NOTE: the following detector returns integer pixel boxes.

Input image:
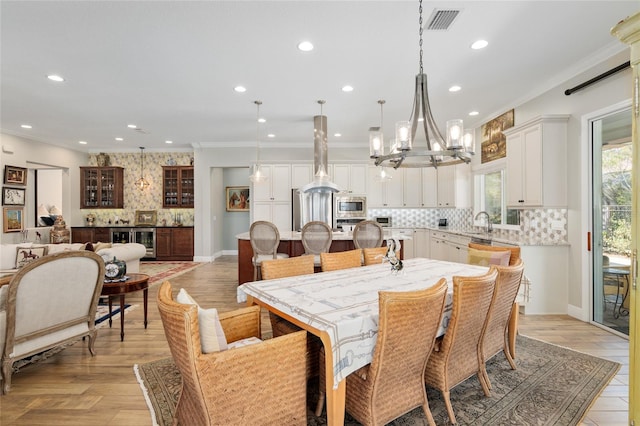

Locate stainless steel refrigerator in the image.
[291,188,334,231]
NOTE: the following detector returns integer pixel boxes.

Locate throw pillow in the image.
[94,242,112,253]
[467,247,511,267]
[15,246,47,269]
[85,242,95,252]
[175,288,228,353]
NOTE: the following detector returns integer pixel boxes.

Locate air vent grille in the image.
[425,9,460,31]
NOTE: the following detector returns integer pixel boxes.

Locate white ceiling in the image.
[1,1,637,153]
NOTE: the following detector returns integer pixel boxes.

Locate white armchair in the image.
[0,250,105,394]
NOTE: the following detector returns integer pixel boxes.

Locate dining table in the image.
[237,257,498,426]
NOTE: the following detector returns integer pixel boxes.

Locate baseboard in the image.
[222,249,238,255]
[193,255,214,262]
[567,304,588,321]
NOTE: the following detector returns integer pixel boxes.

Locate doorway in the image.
[591,107,632,335]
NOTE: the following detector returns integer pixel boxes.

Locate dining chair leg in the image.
[315,349,326,416]
[478,371,491,397]
[503,346,517,370]
[442,390,457,425]
[422,400,436,426]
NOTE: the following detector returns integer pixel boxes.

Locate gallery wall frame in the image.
[2,186,25,206]
[4,165,27,186]
[3,207,24,233]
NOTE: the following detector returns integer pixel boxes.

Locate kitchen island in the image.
[236,230,404,285]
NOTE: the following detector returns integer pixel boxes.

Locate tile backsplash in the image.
[368,208,568,245]
[82,152,194,227]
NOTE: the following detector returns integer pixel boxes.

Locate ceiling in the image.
[1,1,637,154]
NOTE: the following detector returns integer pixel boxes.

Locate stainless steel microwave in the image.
[333,195,367,219]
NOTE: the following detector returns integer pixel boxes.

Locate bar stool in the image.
[352,220,383,249]
[249,221,289,281]
[301,221,333,269]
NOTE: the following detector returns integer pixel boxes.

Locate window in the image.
[474,168,519,227]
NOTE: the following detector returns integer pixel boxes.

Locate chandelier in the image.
[135,147,150,190]
[249,100,268,183]
[369,0,475,169]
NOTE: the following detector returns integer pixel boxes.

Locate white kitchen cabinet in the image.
[252,202,291,233]
[333,163,367,195]
[291,163,313,189]
[367,166,404,207]
[391,229,415,259]
[429,231,448,261]
[414,229,429,258]
[503,115,569,208]
[429,230,469,262]
[421,168,438,208]
[252,164,291,202]
[436,164,470,208]
[403,168,423,207]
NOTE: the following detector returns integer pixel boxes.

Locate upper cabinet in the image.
[333,163,367,195]
[163,166,194,208]
[436,164,470,208]
[367,166,404,207]
[291,164,313,190]
[252,164,291,202]
[503,115,569,208]
[80,166,124,209]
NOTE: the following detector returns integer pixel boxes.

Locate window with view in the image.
[474,169,519,227]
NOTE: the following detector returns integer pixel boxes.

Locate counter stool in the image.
[249,221,289,281]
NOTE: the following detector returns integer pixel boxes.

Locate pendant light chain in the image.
[419,0,423,75]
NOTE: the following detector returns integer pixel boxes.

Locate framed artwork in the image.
[3,207,24,233]
[226,186,250,212]
[4,165,27,186]
[481,109,514,163]
[135,210,157,226]
[2,186,25,206]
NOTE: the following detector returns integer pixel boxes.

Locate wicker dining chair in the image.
[156,281,307,426]
[261,255,321,380]
[320,249,363,272]
[301,221,333,267]
[250,220,289,281]
[480,259,525,389]
[344,280,448,426]
[363,246,397,266]
[352,220,384,249]
[424,268,498,425]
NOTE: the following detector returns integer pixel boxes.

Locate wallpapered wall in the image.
[82,152,194,227]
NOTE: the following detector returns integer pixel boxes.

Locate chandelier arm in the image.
[409,75,422,144]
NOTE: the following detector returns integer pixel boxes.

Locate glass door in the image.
[592,108,632,335]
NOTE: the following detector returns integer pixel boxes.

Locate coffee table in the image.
[100,272,150,341]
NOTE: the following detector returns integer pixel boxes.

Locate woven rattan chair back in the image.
[344,280,448,426]
[363,246,392,266]
[481,259,524,385]
[261,255,315,280]
[352,220,384,249]
[468,242,521,266]
[424,268,498,425]
[301,221,333,255]
[156,281,308,425]
[320,249,363,272]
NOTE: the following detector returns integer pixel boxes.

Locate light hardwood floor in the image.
[0,256,629,425]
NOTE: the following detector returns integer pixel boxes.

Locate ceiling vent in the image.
[425,9,460,31]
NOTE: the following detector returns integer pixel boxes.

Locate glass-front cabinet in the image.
[163,166,194,208]
[80,166,124,209]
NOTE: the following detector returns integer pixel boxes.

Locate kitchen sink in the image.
[471,236,493,245]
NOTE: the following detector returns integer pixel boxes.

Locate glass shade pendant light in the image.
[368,0,473,169]
[135,147,150,190]
[249,100,268,184]
[369,100,392,182]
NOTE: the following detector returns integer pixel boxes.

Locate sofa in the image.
[1,242,147,274]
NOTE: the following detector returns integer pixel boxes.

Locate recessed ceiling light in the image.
[20,124,32,129]
[469,111,479,116]
[471,40,488,50]
[47,74,65,82]
[165,140,173,144]
[79,140,87,145]
[267,134,275,138]
[341,85,354,92]
[115,137,123,141]
[127,124,137,129]
[258,118,266,123]
[449,85,461,92]
[234,86,247,93]
[297,41,314,52]
[334,133,342,137]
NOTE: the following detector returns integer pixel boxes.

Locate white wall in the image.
[222,168,251,252]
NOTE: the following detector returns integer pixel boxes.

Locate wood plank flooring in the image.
[0,256,629,425]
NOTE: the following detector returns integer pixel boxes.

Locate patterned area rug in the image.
[140,261,204,286]
[134,335,620,426]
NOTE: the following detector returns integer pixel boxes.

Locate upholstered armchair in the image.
[0,251,105,394]
[156,281,308,425]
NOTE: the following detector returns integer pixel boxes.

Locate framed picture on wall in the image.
[2,187,25,206]
[226,186,250,212]
[135,210,157,226]
[3,207,24,233]
[4,165,27,186]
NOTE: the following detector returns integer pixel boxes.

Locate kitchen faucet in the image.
[474,211,493,233]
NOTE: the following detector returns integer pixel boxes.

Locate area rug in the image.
[134,335,620,426]
[140,261,204,286]
[11,303,137,373]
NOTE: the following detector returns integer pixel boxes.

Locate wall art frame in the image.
[135,210,157,226]
[4,165,27,186]
[481,109,514,163]
[2,186,26,206]
[226,186,250,212]
[3,207,24,233]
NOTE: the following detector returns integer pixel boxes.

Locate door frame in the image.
[580,99,632,329]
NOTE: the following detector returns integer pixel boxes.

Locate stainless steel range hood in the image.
[299,114,340,194]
